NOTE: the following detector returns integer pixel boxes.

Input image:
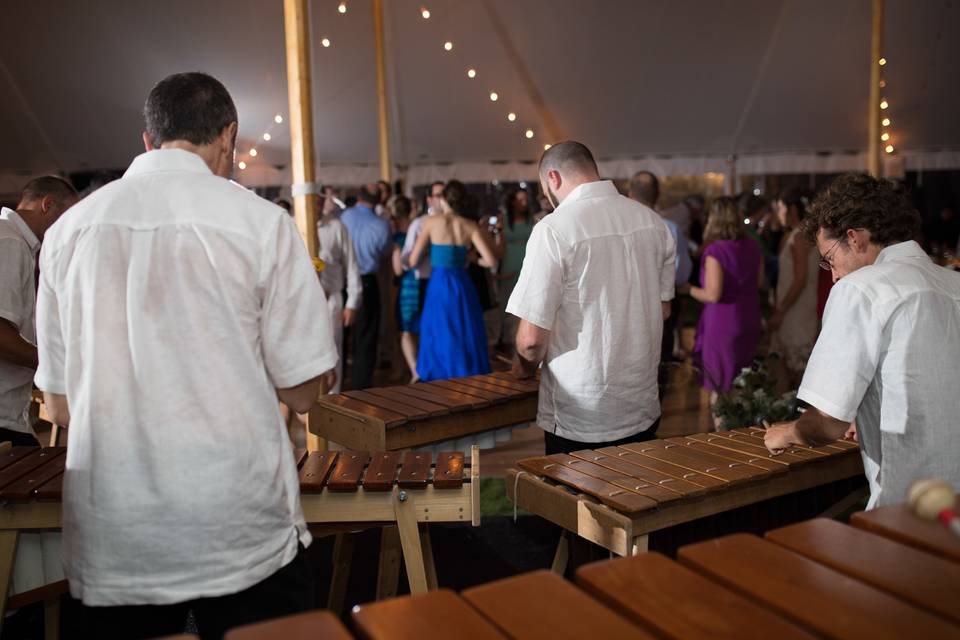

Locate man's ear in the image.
[142,131,155,151]
[221,121,239,155]
[548,169,561,191]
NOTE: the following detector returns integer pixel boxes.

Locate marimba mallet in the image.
[907,478,960,538]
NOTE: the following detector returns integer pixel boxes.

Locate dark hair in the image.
[19,175,78,206]
[388,195,413,219]
[802,173,920,246]
[777,187,811,221]
[357,185,379,205]
[442,180,468,214]
[502,187,531,229]
[738,192,768,219]
[144,72,238,147]
[539,141,599,177]
[629,171,659,208]
[703,196,744,244]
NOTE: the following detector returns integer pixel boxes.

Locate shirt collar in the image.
[0,206,40,253]
[124,148,214,178]
[874,240,928,265]
[557,180,618,210]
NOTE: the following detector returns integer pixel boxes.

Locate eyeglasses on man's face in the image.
[818,237,843,271]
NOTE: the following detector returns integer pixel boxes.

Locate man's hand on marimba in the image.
[763,421,799,455]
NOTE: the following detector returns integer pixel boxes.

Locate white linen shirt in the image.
[317,214,362,309]
[506,180,676,441]
[798,241,960,509]
[0,207,39,434]
[34,149,338,605]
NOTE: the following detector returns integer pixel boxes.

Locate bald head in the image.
[538,141,600,208]
[16,175,78,238]
[629,171,659,208]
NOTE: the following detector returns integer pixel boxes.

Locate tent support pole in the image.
[868,0,884,178]
[284,0,327,452]
[373,0,392,182]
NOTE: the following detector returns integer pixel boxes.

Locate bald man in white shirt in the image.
[765,174,960,509]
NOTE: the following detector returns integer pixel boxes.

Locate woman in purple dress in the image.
[689,197,763,403]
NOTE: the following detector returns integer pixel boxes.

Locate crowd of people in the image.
[1,70,959,638]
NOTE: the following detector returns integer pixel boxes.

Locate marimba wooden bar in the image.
[222,503,960,639]
[311,372,539,450]
[507,427,865,560]
[0,445,480,620]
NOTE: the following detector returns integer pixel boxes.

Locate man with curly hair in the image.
[765,173,960,508]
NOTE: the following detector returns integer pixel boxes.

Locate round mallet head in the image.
[907,478,957,521]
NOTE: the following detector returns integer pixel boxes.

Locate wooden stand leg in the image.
[375,525,402,600]
[393,491,428,595]
[550,530,570,575]
[818,486,870,520]
[48,424,61,448]
[326,532,355,615]
[304,404,327,453]
[631,534,649,556]
[43,595,60,640]
[418,523,438,590]
[0,531,19,624]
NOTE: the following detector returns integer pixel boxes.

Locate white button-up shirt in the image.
[34,149,338,605]
[506,180,676,442]
[0,207,39,434]
[798,240,960,508]
[317,213,362,309]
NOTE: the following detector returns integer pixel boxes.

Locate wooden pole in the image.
[868,0,884,178]
[373,0,392,182]
[283,0,327,452]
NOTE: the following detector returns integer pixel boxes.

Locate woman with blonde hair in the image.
[689,196,763,400]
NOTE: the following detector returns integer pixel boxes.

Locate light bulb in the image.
[880,99,888,110]
[879,79,886,88]
[543,144,551,150]
[275,114,283,124]
[238,161,247,170]
[878,57,886,66]
[421,7,430,19]
[507,112,517,122]
[263,133,272,141]
[249,148,258,157]
[882,117,891,127]
[467,68,476,79]
[321,37,331,48]
[443,41,453,51]
[525,129,534,139]
[885,144,894,153]
[489,92,498,101]
[881,132,890,141]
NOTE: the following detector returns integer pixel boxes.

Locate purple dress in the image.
[693,237,762,393]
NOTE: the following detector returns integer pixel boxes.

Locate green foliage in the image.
[712,361,799,431]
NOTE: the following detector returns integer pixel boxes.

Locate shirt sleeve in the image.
[342,224,363,310]
[505,222,564,330]
[34,244,66,393]
[401,218,421,266]
[660,220,677,301]
[0,238,31,329]
[797,281,882,422]
[259,214,339,389]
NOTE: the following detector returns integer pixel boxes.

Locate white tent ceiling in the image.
[1,0,958,187]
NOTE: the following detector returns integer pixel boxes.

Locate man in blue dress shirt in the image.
[341,185,391,389]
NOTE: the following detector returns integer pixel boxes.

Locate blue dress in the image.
[417,244,492,381]
[394,232,421,333]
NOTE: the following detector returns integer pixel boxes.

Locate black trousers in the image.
[543,417,660,455]
[352,274,381,390]
[0,427,40,447]
[76,545,314,640]
[659,299,677,398]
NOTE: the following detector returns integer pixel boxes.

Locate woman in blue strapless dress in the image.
[407,181,498,381]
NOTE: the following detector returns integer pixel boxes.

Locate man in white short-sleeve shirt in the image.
[34,73,337,638]
[765,173,960,509]
[507,142,676,455]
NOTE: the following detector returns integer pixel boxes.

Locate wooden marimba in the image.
[226,504,960,639]
[507,427,865,565]
[0,445,480,621]
[311,372,539,450]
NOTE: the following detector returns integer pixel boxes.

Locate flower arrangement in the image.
[712,360,799,431]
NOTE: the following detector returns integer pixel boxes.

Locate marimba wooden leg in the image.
[818,486,870,520]
[550,531,570,575]
[48,424,61,448]
[631,534,649,556]
[326,532,355,615]
[418,523,438,590]
[305,404,327,453]
[394,492,429,594]
[43,593,60,640]
[375,525,402,600]
[0,530,19,622]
